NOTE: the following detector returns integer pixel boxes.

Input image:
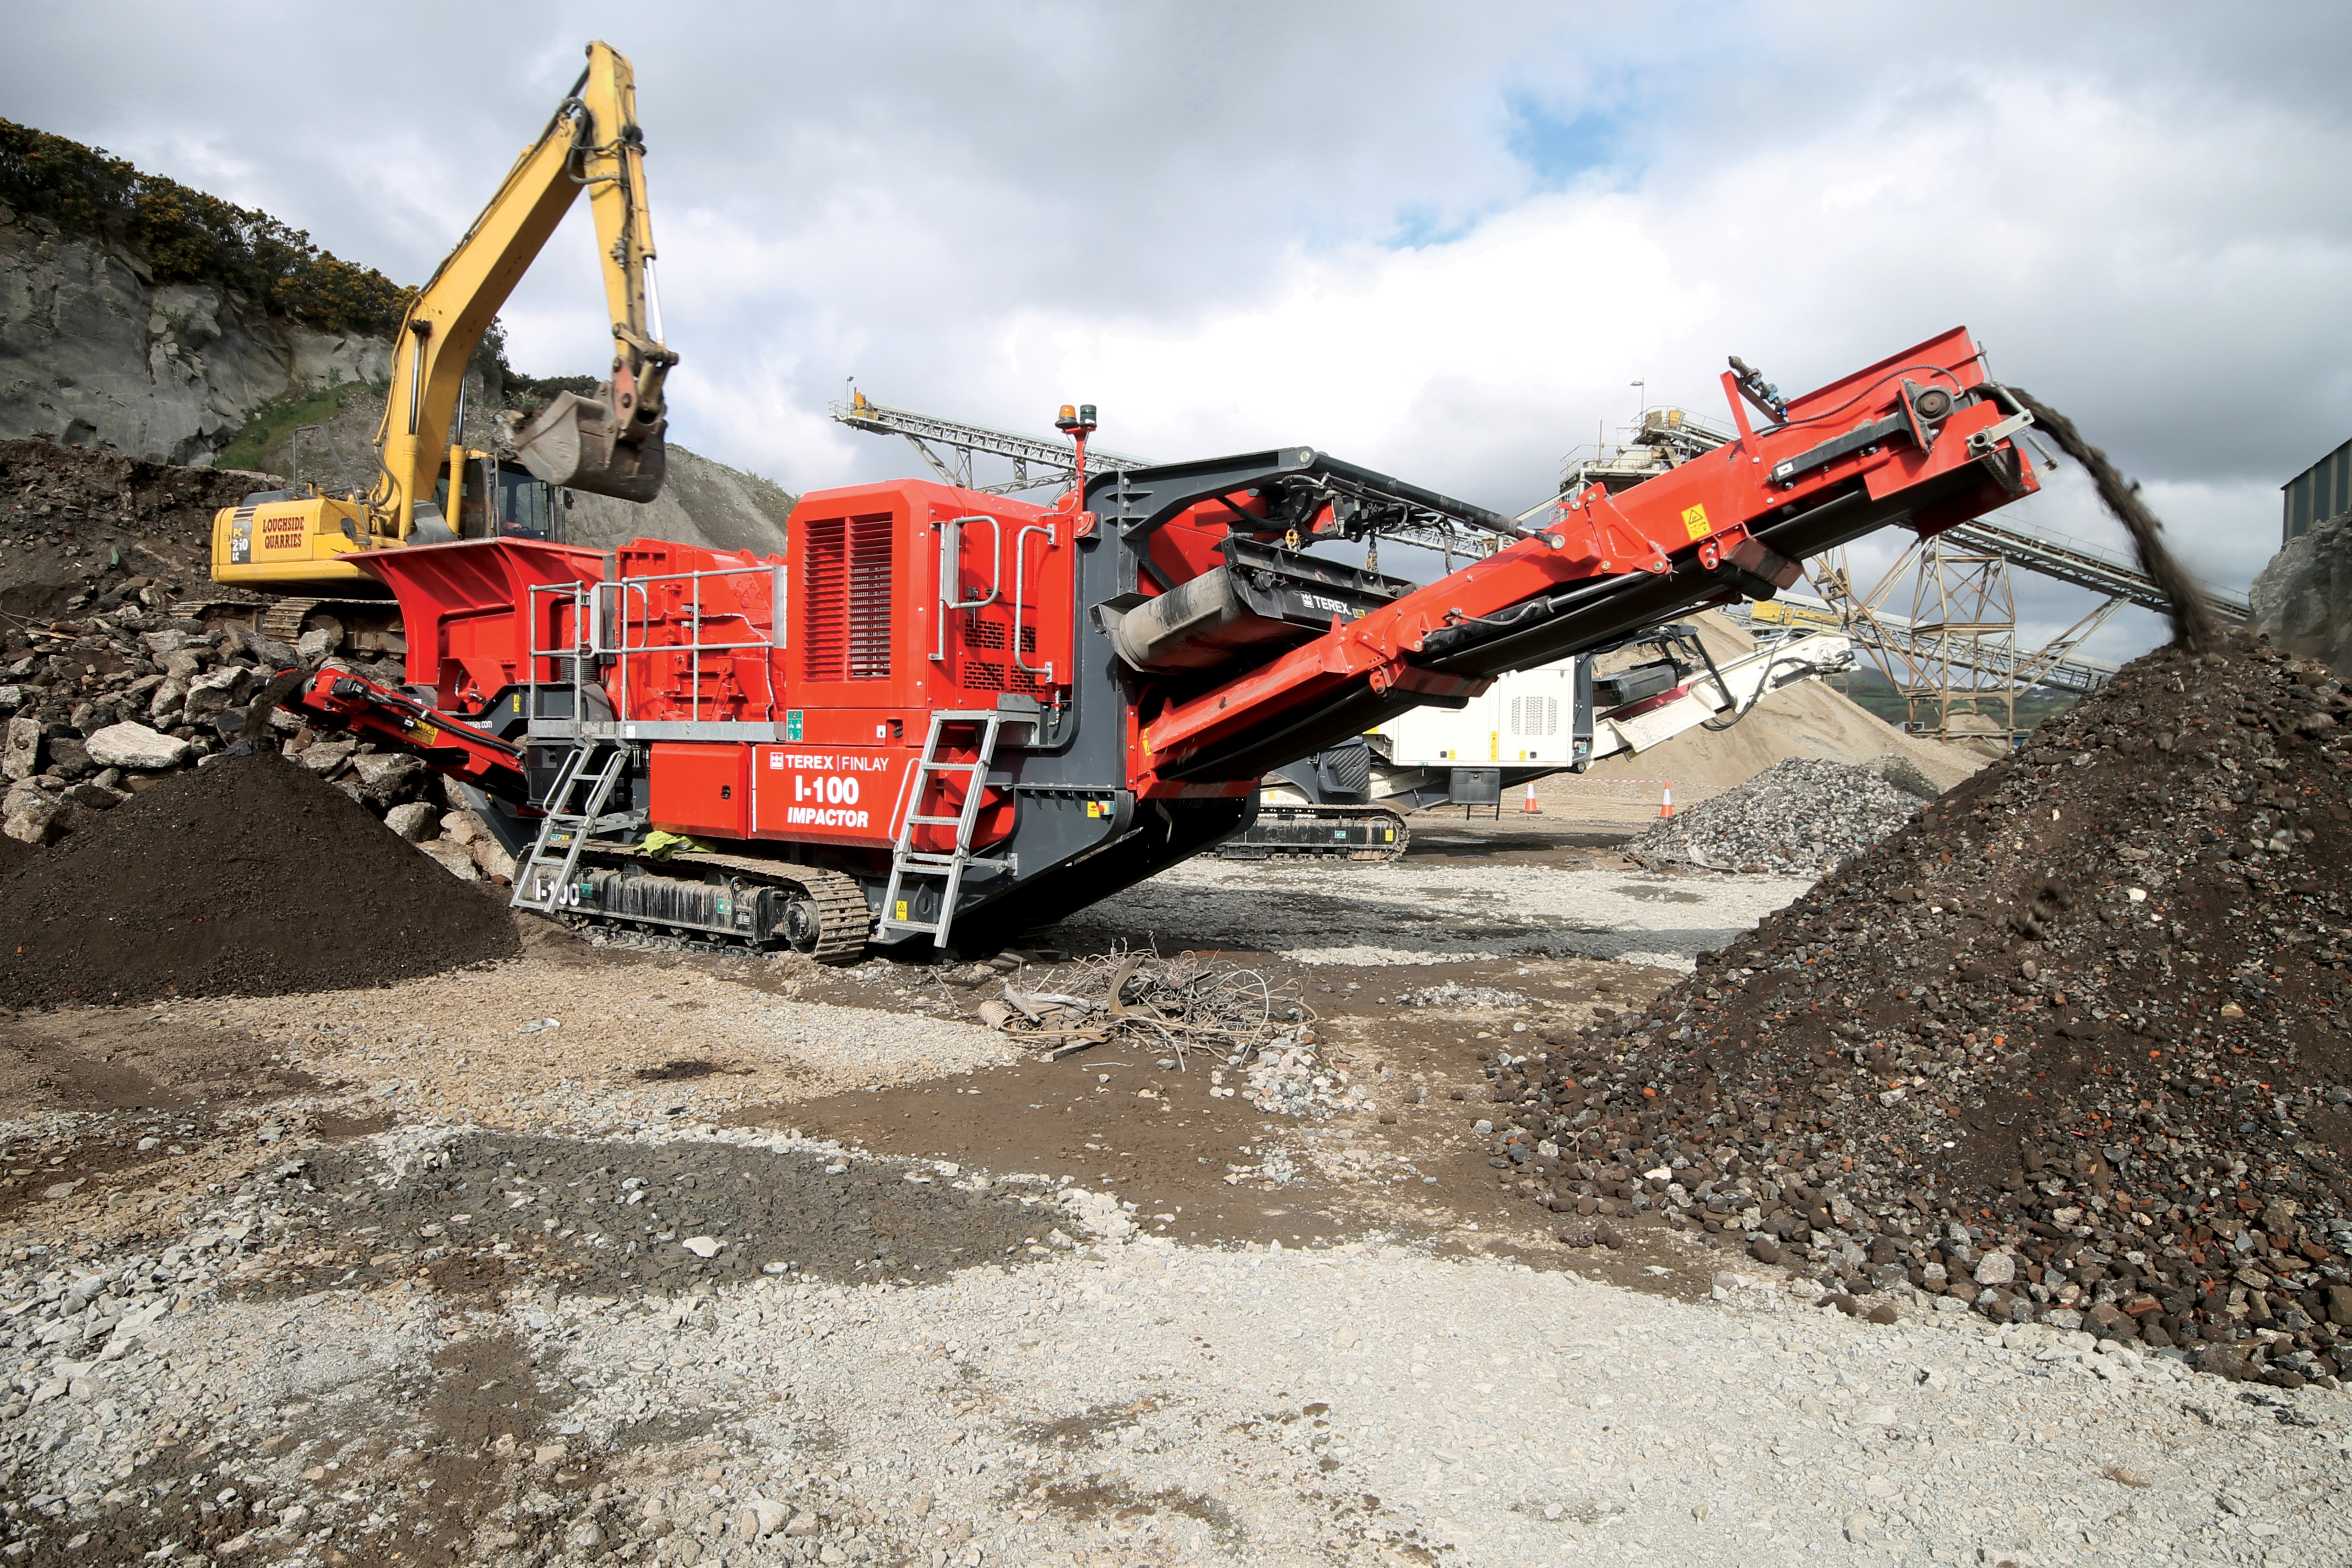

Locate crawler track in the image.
[553,848,875,962]
[1215,804,1411,863]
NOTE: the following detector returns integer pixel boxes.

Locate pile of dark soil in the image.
[0,438,256,621]
[1498,631,2352,1385]
[0,750,517,1006]
[271,1131,1046,1296]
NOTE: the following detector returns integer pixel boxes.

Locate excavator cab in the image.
[431,452,570,543]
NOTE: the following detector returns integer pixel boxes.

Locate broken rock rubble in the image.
[1625,754,1923,874]
[1508,633,2352,1391]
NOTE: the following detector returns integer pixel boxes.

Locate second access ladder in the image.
[877,711,1016,948]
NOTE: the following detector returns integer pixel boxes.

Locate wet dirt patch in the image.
[1012,1397,1166,1452]
[8,1444,273,1568]
[605,1408,723,1453]
[1022,1472,1240,1539]
[0,1011,320,1114]
[312,1109,398,1141]
[0,1108,238,1231]
[255,1131,1047,1299]
[634,1059,723,1082]
[762,951,1740,1298]
[1614,881,1705,903]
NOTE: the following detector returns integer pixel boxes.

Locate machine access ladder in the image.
[877,711,1013,948]
[510,742,632,915]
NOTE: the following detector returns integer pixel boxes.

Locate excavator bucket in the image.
[512,387,667,503]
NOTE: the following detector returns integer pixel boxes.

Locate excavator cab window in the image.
[430,458,567,543]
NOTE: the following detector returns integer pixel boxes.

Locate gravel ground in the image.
[6,795,2348,1566]
[1077,858,1814,973]
[5,1213,2346,1567]
[195,942,1019,1137]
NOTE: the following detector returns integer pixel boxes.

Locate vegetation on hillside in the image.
[215,379,384,476]
[0,117,412,335]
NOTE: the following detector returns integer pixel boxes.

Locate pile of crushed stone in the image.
[1220,1028,1375,1119]
[0,437,253,623]
[1402,982,1527,1010]
[1,438,512,888]
[1624,755,1925,874]
[0,750,519,1007]
[1493,633,2352,1387]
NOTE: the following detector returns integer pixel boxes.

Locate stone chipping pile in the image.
[1491,633,2352,1389]
[1623,755,1924,874]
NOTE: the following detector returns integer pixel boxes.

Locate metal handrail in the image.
[525,561,787,732]
[1011,521,1058,685]
[935,514,1002,663]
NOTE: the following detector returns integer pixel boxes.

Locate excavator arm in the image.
[210,39,676,596]
[384,38,676,533]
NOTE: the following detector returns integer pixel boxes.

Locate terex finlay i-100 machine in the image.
[285,328,2041,958]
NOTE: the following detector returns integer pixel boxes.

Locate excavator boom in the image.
[210,40,676,596]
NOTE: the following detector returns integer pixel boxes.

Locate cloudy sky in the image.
[11,2,2348,665]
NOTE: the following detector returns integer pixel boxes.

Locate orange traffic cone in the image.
[1522,779,1541,814]
[1659,781,1674,819]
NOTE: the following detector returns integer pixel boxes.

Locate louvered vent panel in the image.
[801,514,893,681]
[1509,695,1559,737]
[845,513,893,679]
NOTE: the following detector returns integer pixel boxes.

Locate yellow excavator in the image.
[210,40,676,614]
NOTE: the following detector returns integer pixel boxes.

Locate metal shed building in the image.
[2283,438,2352,545]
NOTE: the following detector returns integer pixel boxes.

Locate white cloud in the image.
[7,1,2349,669]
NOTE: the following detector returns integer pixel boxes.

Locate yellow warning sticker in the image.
[894,900,909,921]
[409,721,441,747]
[1681,503,1710,540]
[1086,801,1102,818]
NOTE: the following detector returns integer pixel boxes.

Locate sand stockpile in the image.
[0,750,518,1007]
[1575,610,1986,801]
[1498,631,2352,1385]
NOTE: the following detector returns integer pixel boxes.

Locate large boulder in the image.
[85,721,192,771]
[2,715,39,781]
[2,779,68,843]
[147,675,189,726]
[383,801,440,841]
[182,665,254,726]
[417,837,483,880]
[2252,514,2352,674]
[349,750,425,807]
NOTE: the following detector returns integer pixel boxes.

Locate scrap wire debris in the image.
[973,945,1309,1065]
[969,945,1381,1121]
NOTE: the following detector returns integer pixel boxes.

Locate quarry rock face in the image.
[557,442,797,557]
[2252,513,2352,676]
[0,214,390,466]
